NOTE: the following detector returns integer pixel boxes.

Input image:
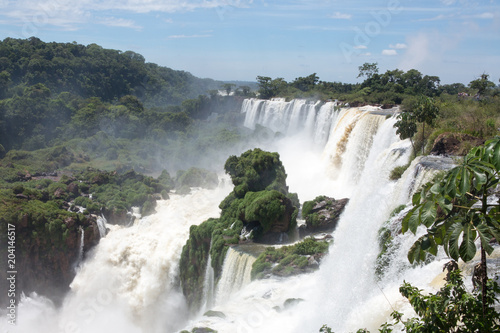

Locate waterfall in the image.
[214,248,256,306]
[96,215,107,238]
[179,100,455,332]
[202,253,215,311]
[6,185,232,333]
[6,99,463,333]
[241,98,339,146]
[75,226,84,269]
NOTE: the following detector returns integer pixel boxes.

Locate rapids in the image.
[3,98,469,333]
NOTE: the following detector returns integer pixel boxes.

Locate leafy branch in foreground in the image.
[381,270,500,333]
[402,136,500,316]
[320,270,500,333]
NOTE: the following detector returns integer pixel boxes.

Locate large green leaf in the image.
[476,223,494,255]
[408,207,422,234]
[447,223,463,260]
[420,234,437,256]
[485,215,500,243]
[430,182,443,195]
[484,137,500,169]
[458,167,470,196]
[458,223,476,262]
[402,206,417,234]
[420,201,437,227]
[408,237,427,264]
[436,195,452,214]
[444,168,459,197]
[492,138,500,169]
[412,191,421,206]
[471,169,487,190]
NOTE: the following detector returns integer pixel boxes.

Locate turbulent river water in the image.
[3,98,483,333]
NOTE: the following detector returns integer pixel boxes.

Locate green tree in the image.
[469,73,495,96]
[256,76,287,99]
[236,85,252,97]
[357,62,379,79]
[292,73,319,92]
[394,110,417,157]
[0,70,10,98]
[401,137,500,316]
[414,96,439,154]
[394,96,439,156]
[221,83,236,96]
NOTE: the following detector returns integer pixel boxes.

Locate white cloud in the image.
[99,17,142,30]
[166,34,212,39]
[415,14,449,22]
[354,45,367,49]
[389,43,407,49]
[329,11,352,19]
[473,12,494,19]
[399,33,430,70]
[416,12,495,22]
[0,0,252,31]
[360,52,371,56]
[382,49,398,56]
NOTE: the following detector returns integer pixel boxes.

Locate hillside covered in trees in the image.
[0,37,223,105]
[0,38,257,171]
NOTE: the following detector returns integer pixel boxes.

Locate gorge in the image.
[2,98,494,333]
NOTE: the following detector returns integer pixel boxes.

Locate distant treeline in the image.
[256,63,500,105]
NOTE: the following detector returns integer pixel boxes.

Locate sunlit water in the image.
[3,99,477,333]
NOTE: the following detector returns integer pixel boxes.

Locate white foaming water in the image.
[201,253,215,312]
[7,99,461,333]
[96,215,107,238]
[214,248,256,306]
[4,184,231,333]
[77,227,84,266]
[180,100,456,332]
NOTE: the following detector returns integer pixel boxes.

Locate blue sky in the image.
[0,0,499,84]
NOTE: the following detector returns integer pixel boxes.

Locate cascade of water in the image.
[201,251,215,312]
[76,226,84,269]
[242,98,336,142]
[183,103,435,333]
[7,99,461,333]
[96,215,107,238]
[6,185,232,333]
[311,102,338,146]
[214,248,256,306]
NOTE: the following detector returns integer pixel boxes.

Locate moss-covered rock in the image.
[204,310,226,319]
[251,238,330,280]
[224,148,288,197]
[300,196,349,235]
[179,149,299,311]
[176,167,219,190]
[180,328,218,333]
[0,193,100,306]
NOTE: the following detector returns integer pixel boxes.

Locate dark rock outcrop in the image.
[300,196,349,236]
[430,133,485,156]
[1,213,101,307]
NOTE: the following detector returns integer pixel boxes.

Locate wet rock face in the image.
[4,214,101,307]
